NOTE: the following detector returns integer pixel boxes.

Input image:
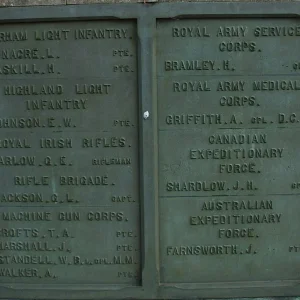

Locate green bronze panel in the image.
[1,2,300,299]
[157,18,300,284]
[0,20,140,285]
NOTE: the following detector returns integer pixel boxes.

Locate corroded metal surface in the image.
[0,3,299,300]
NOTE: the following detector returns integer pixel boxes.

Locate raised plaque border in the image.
[0,2,299,299]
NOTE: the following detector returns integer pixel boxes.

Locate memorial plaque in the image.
[0,20,140,285]
[157,18,300,283]
[2,3,300,298]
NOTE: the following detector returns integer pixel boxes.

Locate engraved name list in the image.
[0,20,140,285]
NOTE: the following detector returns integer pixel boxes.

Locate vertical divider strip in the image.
[137,12,159,298]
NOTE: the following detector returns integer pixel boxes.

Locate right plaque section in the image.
[157,18,300,284]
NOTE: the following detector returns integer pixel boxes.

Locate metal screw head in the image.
[143,111,150,120]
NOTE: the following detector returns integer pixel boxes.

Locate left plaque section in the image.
[0,21,140,285]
